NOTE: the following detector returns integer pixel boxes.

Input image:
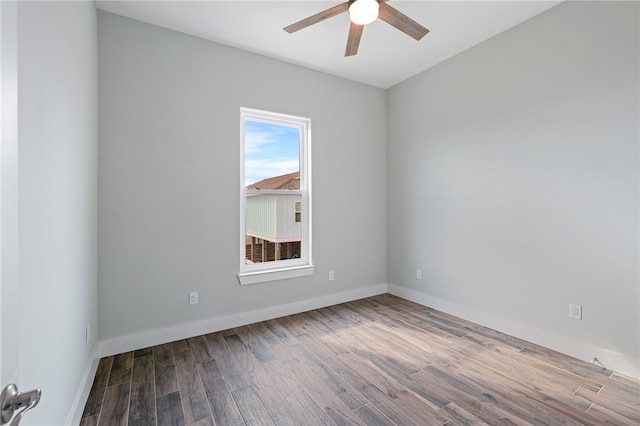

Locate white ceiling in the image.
[95,0,561,89]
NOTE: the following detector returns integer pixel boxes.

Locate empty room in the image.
[0,0,638,425]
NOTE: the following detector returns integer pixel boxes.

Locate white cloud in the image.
[245,158,298,186]
[244,129,277,155]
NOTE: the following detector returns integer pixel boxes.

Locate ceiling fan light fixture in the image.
[349,0,379,25]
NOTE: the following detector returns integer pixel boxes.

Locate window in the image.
[239,108,313,284]
[294,201,302,223]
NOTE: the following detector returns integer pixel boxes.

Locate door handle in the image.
[0,384,41,426]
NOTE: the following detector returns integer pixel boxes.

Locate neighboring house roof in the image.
[247,171,300,190]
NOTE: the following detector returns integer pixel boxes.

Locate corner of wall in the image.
[387,283,640,380]
[66,343,100,426]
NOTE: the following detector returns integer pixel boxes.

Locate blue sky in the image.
[244,120,300,186]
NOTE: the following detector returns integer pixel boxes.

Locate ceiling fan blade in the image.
[378,2,429,40]
[284,2,350,33]
[345,22,364,57]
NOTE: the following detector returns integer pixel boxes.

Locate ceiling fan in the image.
[283,0,429,57]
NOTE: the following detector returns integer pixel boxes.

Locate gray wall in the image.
[97,11,387,340]
[17,2,98,424]
[388,1,639,368]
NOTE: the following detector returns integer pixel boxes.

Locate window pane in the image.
[245,195,303,263]
[244,121,300,189]
[244,120,302,264]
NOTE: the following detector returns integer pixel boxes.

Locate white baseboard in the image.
[66,343,100,426]
[388,284,640,380]
[99,283,388,358]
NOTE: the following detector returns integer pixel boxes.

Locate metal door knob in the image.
[0,384,41,426]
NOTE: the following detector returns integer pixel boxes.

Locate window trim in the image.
[238,108,313,285]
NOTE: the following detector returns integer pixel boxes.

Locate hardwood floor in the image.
[81,294,640,425]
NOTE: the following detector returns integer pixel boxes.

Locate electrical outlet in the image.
[189,292,199,305]
[569,303,582,320]
[328,271,335,281]
[416,269,422,279]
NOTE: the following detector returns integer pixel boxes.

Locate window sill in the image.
[238,264,315,285]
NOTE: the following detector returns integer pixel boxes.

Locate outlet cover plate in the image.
[569,303,582,320]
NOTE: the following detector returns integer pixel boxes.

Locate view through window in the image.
[239,108,312,282]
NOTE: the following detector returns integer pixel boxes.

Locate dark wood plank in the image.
[173,347,211,424]
[224,333,274,389]
[336,328,425,377]
[595,377,640,409]
[360,323,432,366]
[232,386,275,425]
[439,402,490,425]
[260,358,334,425]
[318,305,364,328]
[523,352,604,393]
[520,346,614,380]
[197,359,245,426]
[326,302,378,324]
[296,333,369,390]
[203,332,251,392]
[447,336,598,413]
[156,391,186,426]
[361,315,461,372]
[268,344,364,417]
[575,385,640,423]
[97,383,130,426]
[414,366,532,425]
[233,324,276,363]
[153,343,174,366]
[171,339,191,354]
[448,363,599,425]
[610,371,640,390]
[353,404,395,426]
[263,318,297,345]
[336,350,406,404]
[369,301,459,340]
[248,321,282,347]
[190,417,215,426]
[128,355,156,426]
[134,347,153,358]
[307,326,350,356]
[188,335,214,363]
[253,384,305,426]
[275,313,328,340]
[107,352,133,386]
[409,305,477,337]
[79,414,98,426]
[286,342,368,410]
[324,404,368,425]
[300,310,341,334]
[341,300,381,322]
[586,402,640,425]
[82,356,113,417]
[154,343,179,397]
[358,383,448,426]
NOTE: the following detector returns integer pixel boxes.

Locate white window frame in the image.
[238,107,313,285]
